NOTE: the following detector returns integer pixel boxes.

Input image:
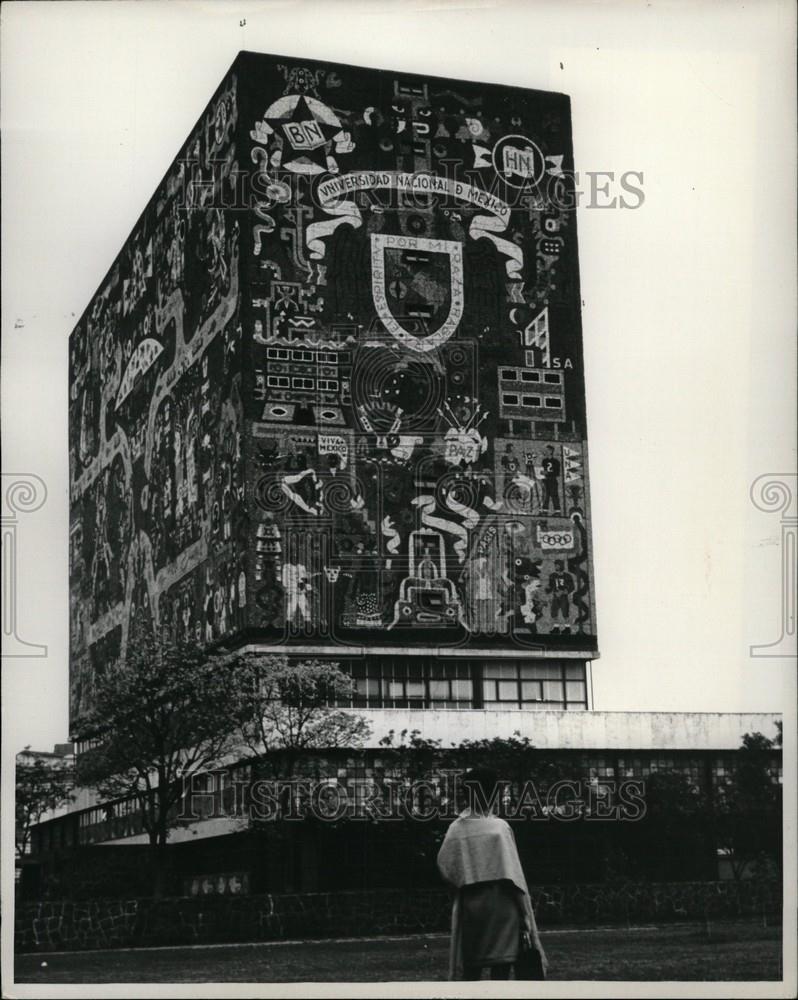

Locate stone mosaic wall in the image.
[68,69,244,726]
[237,51,597,652]
[15,881,781,953]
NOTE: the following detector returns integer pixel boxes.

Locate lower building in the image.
[27,711,782,901]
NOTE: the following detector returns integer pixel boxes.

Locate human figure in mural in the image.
[216,571,227,636]
[149,506,165,571]
[501,443,520,479]
[190,208,229,316]
[129,243,149,310]
[90,479,114,617]
[179,590,191,643]
[501,444,533,513]
[200,412,215,505]
[418,544,440,585]
[129,547,154,639]
[237,566,247,628]
[220,458,233,541]
[166,210,185,292]
[204,569,216,642]
[100,322,116,386]
[78,384,97,467]
[211,499,221,538]
[510,556,544,631]
[540,445,562,514]
[185,411,199,509]
[174,420,186,522]
[112,459,133,602]
[282,536,313,627]
[460,554,497,633]
[200,354,212,414]
[546,559,574,630]
[163,466,174,533]
[523,451,542,511]
[519,574,544,629]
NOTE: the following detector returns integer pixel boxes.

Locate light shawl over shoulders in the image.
[438,812,530,894]
[437,811,536,979]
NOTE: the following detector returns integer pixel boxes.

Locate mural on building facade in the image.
[69,75,244,722]
[68,55,598,721]
[241,55,596,649]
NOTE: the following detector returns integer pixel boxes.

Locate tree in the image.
[615,768,712,882]
[377,728,443,782]
[229,654,371,893]
[15,751,74,857]
[371,730,576,886]
[373,729,575,823]
[713,731,782,881]
[232,654,371,780]
[73,632,248,895]
[443,733,569,803]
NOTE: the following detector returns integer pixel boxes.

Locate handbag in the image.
[515,929,546,980]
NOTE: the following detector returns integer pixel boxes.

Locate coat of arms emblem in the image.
[371,234,464,353]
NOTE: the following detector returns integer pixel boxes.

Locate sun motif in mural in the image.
[352,344,445,440]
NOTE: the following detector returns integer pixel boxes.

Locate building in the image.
[68,50,596,720]
[30,711,781,897]
[51,51,780,900]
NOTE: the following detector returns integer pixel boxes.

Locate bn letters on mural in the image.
[68,52,597,722]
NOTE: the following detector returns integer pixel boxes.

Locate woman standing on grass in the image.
[437,767,547,981]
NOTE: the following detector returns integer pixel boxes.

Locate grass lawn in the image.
[15,921,782,984]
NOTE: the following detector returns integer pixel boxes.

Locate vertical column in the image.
[749,473,797,657]
[1,473,48,657]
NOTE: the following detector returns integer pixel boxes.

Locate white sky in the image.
[1,0,796,755]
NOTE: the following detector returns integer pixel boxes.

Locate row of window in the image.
[266,348,350,364]
[502,392,563,409]
[331,659,588,711]
[66,759,781,838]
[267,375,340,391]
[34,749,782,852]
[500,367,563,386]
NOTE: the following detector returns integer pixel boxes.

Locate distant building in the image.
[16,744,75,848]
[17,744,75,765]
[16,743,75,897]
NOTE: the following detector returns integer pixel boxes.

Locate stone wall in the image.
[15,880,781,953]
[528,880,781,926]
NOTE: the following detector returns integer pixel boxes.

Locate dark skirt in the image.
[460,879,522,966]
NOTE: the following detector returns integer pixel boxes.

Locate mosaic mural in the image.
[237,53,596,650]
[69,74,243,722]
[69,53,598,722]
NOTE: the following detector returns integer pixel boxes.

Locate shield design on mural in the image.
[371,234,464,353]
